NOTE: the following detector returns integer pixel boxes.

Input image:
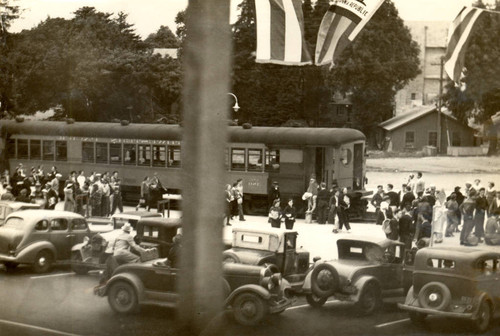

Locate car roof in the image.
[137,217,182,228]
[231,226,297,236]
[416,246,500,260]
[6,209,85,219]
[337,235,405,249]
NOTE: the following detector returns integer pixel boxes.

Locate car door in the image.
[69,218,90,247]
[142,263,177,295]
[49,218,71,260]
[381,245,404,289]
[283,233,297,276]
[476,257,500,305]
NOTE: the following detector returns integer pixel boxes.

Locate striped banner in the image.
[444,7,485,83]
[315,0,384,66]
[255,0,312,65]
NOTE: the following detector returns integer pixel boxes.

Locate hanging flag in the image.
[255,0,312,65]
[315,0,384,66]
[443,7,485,83]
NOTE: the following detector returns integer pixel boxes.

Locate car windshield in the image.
[3,217,25,230]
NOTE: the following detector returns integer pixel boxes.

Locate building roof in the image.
[152,48,178,59]
[379,106,460,132]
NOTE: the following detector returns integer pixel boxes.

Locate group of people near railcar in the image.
[371,172,500,247]
[224,178,245,226]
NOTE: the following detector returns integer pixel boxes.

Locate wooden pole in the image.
[179,0,231,333]
[437,56,444,154]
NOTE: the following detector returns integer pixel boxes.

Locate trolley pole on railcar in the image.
[178,0,231,334]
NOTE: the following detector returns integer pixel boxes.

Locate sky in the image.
[7,0,477,39]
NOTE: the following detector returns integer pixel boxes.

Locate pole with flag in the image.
[315,0,385,66]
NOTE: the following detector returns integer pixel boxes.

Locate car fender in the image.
[472,292,494,318]
[14,241,57,264]
[104,272,145,303]
[301,260,323,293]
[224,284,271,306]
[351,275,380,302]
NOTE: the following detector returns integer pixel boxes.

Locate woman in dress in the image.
[63,183,76,212]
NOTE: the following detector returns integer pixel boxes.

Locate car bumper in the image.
[269,296,292,314]
[397,303,474,319]
[0,255,19,263]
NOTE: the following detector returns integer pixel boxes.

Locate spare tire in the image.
[223,252,241,264]
[310,263,339,298]
[418,282,451,311]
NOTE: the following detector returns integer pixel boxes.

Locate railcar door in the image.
[353,143,364,190]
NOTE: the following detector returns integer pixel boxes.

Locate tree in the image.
[145,25,179,48]
[444,0,500,154]
[328,0,420,144]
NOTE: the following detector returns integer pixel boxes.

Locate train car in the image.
[0,120,370,217]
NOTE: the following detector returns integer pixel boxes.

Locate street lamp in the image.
[227,92,240,112]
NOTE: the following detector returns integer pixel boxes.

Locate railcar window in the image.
[43,140,55,161]
[18,139,28,159]
[168,146,181,168]
[82,142,95,163]
[56,141,67,161]
[30,140,41,160]
[153,145,166,167]
[247,149,263,171]
[7,139,16,158]
[231,148,245,171]
[110,144,122,164]
[96,143,108,164]
[265,149,280,171]
[138,144,151,166]
[124,144,136,165]
[340,148,352,166]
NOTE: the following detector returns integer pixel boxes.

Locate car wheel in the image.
[418,282,451,311]
[71,252,89,275]
[32,250,53,273]
[474,299,491,333]
[107,281,139,314]
[310,263,339,298]
[306,293,327,308]
[4,262,18,272]
[409,311,427,325]
[223,252,240,264]
[232,292,269,326]
[356,282,381,315]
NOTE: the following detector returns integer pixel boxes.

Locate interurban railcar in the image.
[0,120,368,215]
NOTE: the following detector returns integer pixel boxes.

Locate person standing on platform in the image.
[111,180,124,215]
[460,190,477,246]
[100,176,111,217]
[63,183,76,212]
[338,187,351,233]
[224,184,233,226]
[401,186,416,210]
[316,182,329,224]
[90,183,102,217]
[137,176,150,211]
[399,205,414,249]
[46,183,59,210]
[489,190,500,218]
[486,182,496,217]
[306,176,319,214]
[268,199,282,228]
[445,193,459,237]
[474,187,488,243]
[371,185,384,225]
[268,181,281,208]
[236,178,245,221]
[1,185,14,201]
[283,199,296,230]
[415,172,425,197]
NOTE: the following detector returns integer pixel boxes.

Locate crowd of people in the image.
[372,172,500,247]
[0,164,166,217]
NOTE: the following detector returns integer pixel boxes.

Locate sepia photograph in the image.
[0,0,499,335]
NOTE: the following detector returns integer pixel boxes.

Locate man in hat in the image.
[113,222,149,264]
[268,181,280,208]
[0,185,15,201]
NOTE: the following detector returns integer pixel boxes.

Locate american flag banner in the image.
[444,7,485,83]
[315,0,384,66]
[255,0,312,65]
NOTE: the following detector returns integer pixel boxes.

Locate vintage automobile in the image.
[303,236,412,313]
[0,210,91,272]
[223,227,310,292]
[0,201,40,226]
[398,246,500,333]
[94,261,292,326]
[71,217,181,275]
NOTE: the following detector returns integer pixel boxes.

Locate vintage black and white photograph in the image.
[0,0,499,335]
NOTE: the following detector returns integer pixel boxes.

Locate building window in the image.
[109,144,122,164]
[168,146,181,167]
[452,131,461,146]
[265,149,280,172]
[231,148,245,170]
[153,145,166,167]
[96,143,108,163]
[56,141,67,161]
[124,144,136,165]
[247,149,263,171]
[43,140,55,160]
[428,131,437,147]
[17,139,28,159]
[405,131,415,148]
[30,140,41,160]
[138,144,151,166]
[82,142,95,163]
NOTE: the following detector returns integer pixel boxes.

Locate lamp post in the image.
[228,92,240,124]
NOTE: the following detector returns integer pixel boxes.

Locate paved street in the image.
[1,209,499,336]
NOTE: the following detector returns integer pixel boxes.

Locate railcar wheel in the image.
[474,299,491,333]
[306,294,327,308]
[107,281,139,314]
[71,252,89,275]
[33,250,53,273]
[356,282,381,315]
[232,292,268,326]
[310,263,339,298]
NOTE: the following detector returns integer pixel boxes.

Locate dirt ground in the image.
[366,156,500,196]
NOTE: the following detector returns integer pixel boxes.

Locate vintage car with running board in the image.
[95,261,292,326]
[398,246,500,333]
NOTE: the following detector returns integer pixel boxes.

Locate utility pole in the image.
[431,56,445,154]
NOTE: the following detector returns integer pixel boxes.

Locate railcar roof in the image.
[0,120,365,146]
